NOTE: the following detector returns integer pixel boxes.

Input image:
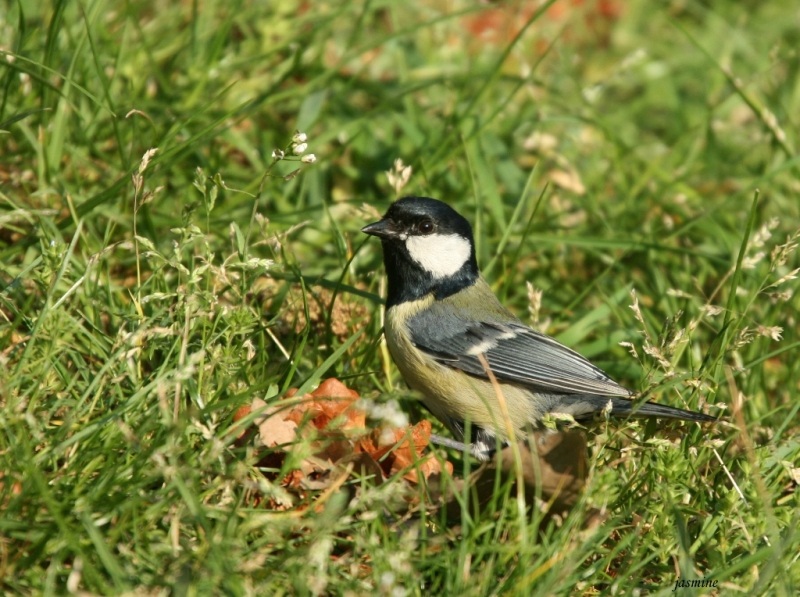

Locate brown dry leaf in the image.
[234,378,457,513]
[443,430,588,522]
[372,420,453,483]
[284,456,338,492]
[462,1,622,52]
[284,379,369,466]
[233,405,252,422]
[286,378,366,433]
[230,404,263,449]
[252,397,298,449]
[502,430,588,510]
[239,380,370,501]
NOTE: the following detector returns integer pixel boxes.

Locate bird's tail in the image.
[607,397,717,423]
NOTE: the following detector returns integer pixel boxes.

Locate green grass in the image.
[2,0,799,594]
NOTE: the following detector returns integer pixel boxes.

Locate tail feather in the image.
[605,397,717,423]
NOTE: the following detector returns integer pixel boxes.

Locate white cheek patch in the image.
[405,233,471,279]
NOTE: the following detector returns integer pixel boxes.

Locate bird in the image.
[362,196,716,460]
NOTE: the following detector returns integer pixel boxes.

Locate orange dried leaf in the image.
[253,398,298,449]
[371,420,448,483]
[286,378,366,432]
[233,405,251,422]
[409,419,432,449]
[238,380,453,503]
[312,378,360,400]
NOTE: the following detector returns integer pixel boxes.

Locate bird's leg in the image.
[429,433,471,452]
[429,433,497,461]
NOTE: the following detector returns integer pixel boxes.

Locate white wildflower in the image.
[386,158,412,195]
[602,399,614,419]
[292,142,308,155]
[138,148,159,174]
[643,342,672,369]
[742,252,765,269]
[666,288,693,298]
[767,267,799,289]
[379,427,399,446]
[522,131,558,153]
[734,327,755,348]
[629,289,645,325]
[767,291,791,303]
[292,131,307,144]
[527,282,543,324]
[271,149,285,160]
[751,218,779,248]
[756,325,783,341]
[361,398,408,428]
[301,153,317,164]
[770,232,799,266]
[243,338,256,361]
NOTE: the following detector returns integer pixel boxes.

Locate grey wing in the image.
[407,311,632,397]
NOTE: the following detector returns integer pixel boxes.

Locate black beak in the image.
[361,218,400,239]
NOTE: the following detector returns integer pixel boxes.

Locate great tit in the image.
[362,196,716,460]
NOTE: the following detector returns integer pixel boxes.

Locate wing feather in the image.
[407,309,631,397]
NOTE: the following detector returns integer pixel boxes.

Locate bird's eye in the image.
[418,220,434,235]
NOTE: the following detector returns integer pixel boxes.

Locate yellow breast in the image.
[384,298,532,441]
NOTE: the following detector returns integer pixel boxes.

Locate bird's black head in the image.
[362,196,479,307]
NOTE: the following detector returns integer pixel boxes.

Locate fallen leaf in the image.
[235,379,454,510]
[233,405,251,422]
[285,378,366,433]
[443,430,588,521]
[372,420,452,483]
[252,397,298,449]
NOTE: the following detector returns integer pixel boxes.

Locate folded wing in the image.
[407,310,632,398]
